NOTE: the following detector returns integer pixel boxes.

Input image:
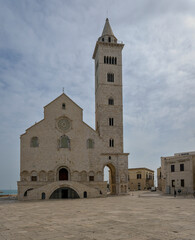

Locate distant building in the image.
[128,168,154,191]
[157,167,162,191]
[160,151,195,195]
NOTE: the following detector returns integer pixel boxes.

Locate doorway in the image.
[59,168,68,181]
[49,187,79,199]
[61,189,68,198]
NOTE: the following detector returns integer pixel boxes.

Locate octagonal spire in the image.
[101,18,116,38]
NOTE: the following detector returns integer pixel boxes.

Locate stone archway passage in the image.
[49,187,80,199]
[59,168,68,181]
[104,163,116,195]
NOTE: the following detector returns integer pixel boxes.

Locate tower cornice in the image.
[92,41,124,59]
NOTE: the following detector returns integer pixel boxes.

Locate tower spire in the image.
[101,18,115,38]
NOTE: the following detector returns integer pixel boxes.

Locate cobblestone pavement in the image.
[0,191,194,240]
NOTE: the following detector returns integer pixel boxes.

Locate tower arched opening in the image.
[103,163,116,195]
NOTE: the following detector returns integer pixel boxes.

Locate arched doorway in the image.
[59,168,68,181]
[103,163,116,195]
[49,187,80,199]
[41,192,46,199]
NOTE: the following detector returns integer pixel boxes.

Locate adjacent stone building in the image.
[160,151,195,195]
[17,19,129,200]
[157,167,162,191]
[128,168,154,191]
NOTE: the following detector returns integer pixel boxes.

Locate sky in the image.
[0,0,195,189]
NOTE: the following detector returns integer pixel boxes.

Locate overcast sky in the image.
[0,0,195,189]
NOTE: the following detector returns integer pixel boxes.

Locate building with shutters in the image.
[160,151,195,195]
[128,168,154,191]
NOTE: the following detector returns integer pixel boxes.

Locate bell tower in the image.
[93,18,124,153]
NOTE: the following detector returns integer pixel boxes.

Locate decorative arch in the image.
[39,171,47,182]
[21,171,29,181]
[81,171,87,182]
[48,171,54,182]
[72,171,79,181]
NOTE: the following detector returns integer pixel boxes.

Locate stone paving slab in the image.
[0,191,195,240]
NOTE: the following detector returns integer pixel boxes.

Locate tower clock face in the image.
[57,117,71,132]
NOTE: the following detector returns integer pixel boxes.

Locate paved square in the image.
[0,192,195,240]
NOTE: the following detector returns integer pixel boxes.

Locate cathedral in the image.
[17,19,129,200]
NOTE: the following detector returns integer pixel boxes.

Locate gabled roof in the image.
[44,93,83,110]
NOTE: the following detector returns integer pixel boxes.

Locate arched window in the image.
[102,38,104,42]
[109,118,114,126]
[109,57,111,64]
[112,57,114,64]
[104,56,106,63]
[83,191,87,198]
[109,139,114,147]
[106,56,108,64]
[48,171,54,182]
[31,171,37,181]
[107,73,114,82]
[87,139,94,149]
[108,98,114,105]
[115,57,117,65]
[108,37,111,42]
[30,137,39,148]
[60,135,70,148]
[59,168,68,181]
[89,173,94,181]
[62,103,66,109]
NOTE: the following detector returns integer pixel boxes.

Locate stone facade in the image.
[160,151,195,195]
[17,18,129,200]
[128,168,154,191]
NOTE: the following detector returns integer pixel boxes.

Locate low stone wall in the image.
[18,181,107,200]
